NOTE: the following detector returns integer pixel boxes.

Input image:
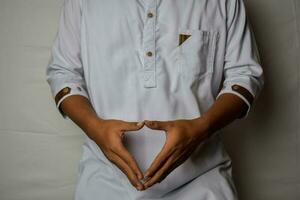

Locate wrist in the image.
[83,116,103,136]
[191,116,213,138]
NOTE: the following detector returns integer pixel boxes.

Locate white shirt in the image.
[46,0,264,199]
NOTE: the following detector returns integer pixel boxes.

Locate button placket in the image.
[142,0,157,88]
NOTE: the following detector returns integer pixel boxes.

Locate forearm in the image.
[197,93,249,134]
[59,95,101,135]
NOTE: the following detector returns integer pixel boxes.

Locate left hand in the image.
[142,118,212,189]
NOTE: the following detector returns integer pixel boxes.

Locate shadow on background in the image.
[221,0,300,199]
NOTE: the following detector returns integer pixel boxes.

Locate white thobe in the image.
[46,0,264,199]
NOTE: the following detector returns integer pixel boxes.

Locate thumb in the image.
[144,120,169,131]
[120,121,145,132]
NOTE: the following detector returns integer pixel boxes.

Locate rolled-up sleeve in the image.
[46,0,90,119]
[216,0,264,119]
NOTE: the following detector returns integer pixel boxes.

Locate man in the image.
[46,0,264,199]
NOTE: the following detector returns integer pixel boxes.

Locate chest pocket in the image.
[176,29,219,80]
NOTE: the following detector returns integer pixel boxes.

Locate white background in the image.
[0,0,299,199]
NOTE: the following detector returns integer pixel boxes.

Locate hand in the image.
[86,118,146,190]
[142,118,212,189]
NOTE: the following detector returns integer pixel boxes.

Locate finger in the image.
[144,120,170,131]
[120,121,145,132]
[111,140,144,180]
[144,151,180,188]
[144,147,192,188]
[158,153,189,183]
[158,147,196,183]
[144,143,175,179]
[108,152,144,190]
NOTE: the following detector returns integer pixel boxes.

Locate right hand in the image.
[86,118,145,190]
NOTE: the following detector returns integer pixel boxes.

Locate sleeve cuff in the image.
[216,84,254,119]
[54,84,90,119]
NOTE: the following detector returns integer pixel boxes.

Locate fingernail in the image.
[137,121,143,126]
[143,176,150,183]
[136,184,143,191]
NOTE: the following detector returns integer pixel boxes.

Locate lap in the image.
[74,141,238,200]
